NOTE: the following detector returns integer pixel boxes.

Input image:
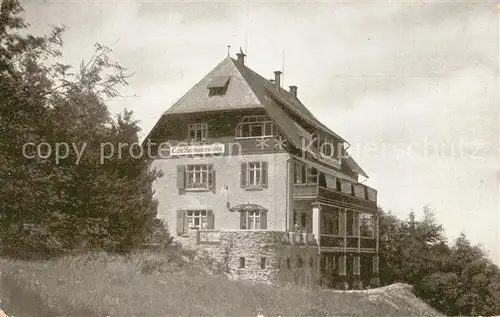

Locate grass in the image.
[0,248,443,317]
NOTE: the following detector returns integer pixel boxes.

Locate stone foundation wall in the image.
[180,230,319,286]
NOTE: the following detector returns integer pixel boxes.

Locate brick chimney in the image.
[274,70,282,88]
[236,52,246,65]
[289,85,297,98]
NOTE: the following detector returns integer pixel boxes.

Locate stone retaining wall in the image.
[181,230,319,286]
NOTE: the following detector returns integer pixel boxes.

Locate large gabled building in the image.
[145,52,380,288]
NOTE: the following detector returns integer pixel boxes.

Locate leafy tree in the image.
[379,205,500,316]
[0,0,165,257]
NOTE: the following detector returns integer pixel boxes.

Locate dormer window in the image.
[188,123,208,144]
[207,75,230,96]
[236,115,275,138]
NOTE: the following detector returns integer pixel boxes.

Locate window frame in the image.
[184,209,208,231]
[239,210,267,230]
[235,115,276,139]
[241,161,267,189]
[294,161,318,184]
[187,122,208,144]
[248,162,262,187]
[185,164,214,190]
[209,87,226,96]
[247,210,261,230]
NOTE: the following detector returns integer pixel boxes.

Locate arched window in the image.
[235,115,275,138]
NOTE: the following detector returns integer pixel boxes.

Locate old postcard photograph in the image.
[0,0,498,316]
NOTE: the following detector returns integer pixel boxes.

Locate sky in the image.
[23,0,499,263]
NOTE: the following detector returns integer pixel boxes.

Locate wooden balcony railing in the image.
[293,183,318,199]
[346,237,358,248]
[319,234,376,251]
[360,237,376,249]
[281,232,316,246]
[319,235,344,248]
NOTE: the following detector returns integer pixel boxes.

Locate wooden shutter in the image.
[176,210,184,235]
[208,164,215,191]
[240,211,247,229]
[260,211,267,229]
[207,210,214,229]
[261,161,268,188]
[176,165,185,189]
[240,163,247,188]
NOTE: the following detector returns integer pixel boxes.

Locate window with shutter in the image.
[185,210,208,230]
[185,164,214,190]
[241,161,268,189]
[239,211,266,230]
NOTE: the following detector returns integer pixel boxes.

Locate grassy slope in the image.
[0,250,442,317]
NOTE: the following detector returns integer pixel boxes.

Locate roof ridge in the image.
[239,62,346,142]
[228,57,269,107]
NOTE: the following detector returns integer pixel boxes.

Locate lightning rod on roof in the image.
[227,45,230,57]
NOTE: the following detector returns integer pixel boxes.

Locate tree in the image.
[379,205,449,286]
[379,204,500,316]
[0,0,164,257]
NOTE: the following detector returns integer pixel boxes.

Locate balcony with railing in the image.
[319,234,376,252]
[317,185,378,212]
[291,159,378,211]
[293,183,319,199]
[281,231,317,246]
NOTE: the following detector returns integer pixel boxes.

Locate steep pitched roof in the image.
[233,61,346,143]
[344,153,369,178]
[163,57,262,115]
[158,56,367,178]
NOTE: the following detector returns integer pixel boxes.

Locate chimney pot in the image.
[236,52,246,65]
[274,70,282,88]
[289,85,298,98]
